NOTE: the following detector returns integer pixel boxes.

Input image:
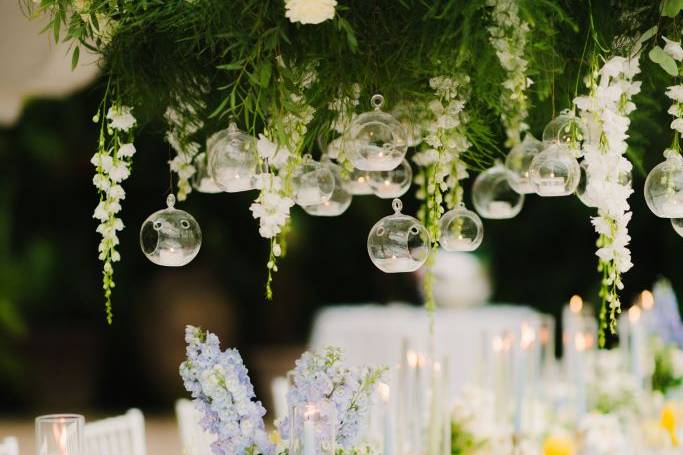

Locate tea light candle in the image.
[537,175,566,196]
[487,200,513,217]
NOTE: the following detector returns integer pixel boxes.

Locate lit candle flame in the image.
[641,290,654,310]
[520,323,536,350]
[628,305,641,323]
[569,295,583,314]
[377,382,390,403]
[52,418,69,455]
[406,350,418,368]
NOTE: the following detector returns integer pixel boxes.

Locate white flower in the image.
[106,105,137,132]
[663,36,683,61]
[672,118,683,134]
[107,184,126,200]
[108,161,130,183]
[257,134,277,160]
[93,174,111,191]
[666,85,683,102]
[285,0,337,25]
[91,152,113,172]
[118,143,136,158]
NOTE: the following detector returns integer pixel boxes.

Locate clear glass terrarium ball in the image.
[472,161,524,219]
[529,143,581,197]
[644,152,683,218]
[367,199,431,273]
[140,194,202,267]
[207,122,258,192]
[672,218,683,237]
[390,102,423,147]
[344,167,374,195]
[438,205,484,252]
[505,133,544,194]
[292,155,335,207]
[192,152,222,193]
[345,95,408,171]
[542,112,589,148]
[368,158,413,199]
[576,161,632,208]
[302,160,352,217]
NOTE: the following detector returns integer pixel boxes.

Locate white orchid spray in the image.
[92,101,137,324]
[413,74,471,310]
[573,51,641,344]
[165,100,204,201]
[285,0,337,25]
[486,0,532,147]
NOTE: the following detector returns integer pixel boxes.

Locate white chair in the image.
[175,399,214,455]
[0,437,18,455]
[84,409,146,455]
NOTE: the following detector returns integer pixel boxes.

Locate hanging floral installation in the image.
[24,0,683,340]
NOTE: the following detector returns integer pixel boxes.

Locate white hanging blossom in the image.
[573,52,641,339]
[486,0,532,147]
[93,104,137,323]
[165,101,204,201]
[284,0,337,25]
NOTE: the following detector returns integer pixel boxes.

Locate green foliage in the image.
[451,419,487,454]
[652,342,683,394]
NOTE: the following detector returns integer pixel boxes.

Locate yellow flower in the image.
[661,404,679,447]
[269,430,281,446]
[543,435,575,455]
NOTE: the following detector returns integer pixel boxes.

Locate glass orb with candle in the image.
[207,122,259,192]
[140,194,202,267]
[505,133,543,194]
[368,199,431,273]
[390,102,424,147]
[345,94,408,171]
[529,143,581,197]
[36,414,85,455]
[192,152,222,193]
[290,400,336,455]
[472,161,524,219]
[368,158,413,199]
[292,155,335,207]
[438,204,484,252]
[542,111,589,149]
[644,152,683,218]
[576,160,632,208]
[344,167,374,195]
[302,159,352,216]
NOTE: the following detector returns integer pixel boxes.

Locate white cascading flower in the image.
[285,0,337,25]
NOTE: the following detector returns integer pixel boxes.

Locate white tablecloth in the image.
[309,302,542,398]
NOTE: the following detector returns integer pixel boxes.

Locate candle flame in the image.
[406,350,418,368]
[304,403,318,419]
[574,333,588,352]
[520,323,536,350]
[377,382,390,402]
[628,305,641,323]
[641,290,654,310]
[52,418,69,455]
[569,295,583,314]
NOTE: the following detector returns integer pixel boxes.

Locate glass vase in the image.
[289,400,336,455]
[35,414,84,455]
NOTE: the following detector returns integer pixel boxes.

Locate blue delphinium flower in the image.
[180,325,275,455]
[278,346,385,450]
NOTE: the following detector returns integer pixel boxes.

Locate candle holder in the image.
[289,400,336,455]
[35,414,84,455]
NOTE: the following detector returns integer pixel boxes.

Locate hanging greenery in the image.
[23,0,683,341]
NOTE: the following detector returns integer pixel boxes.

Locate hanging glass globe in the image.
[191,152,222,193]
[472,161,524,219]
[367,199,431,273]
[439,204,484,252]
[344,166,374,195]
[207,122,258,192]
[672,218,683,237]
[140,194,202,267]
[345,94,408,171]
[368,158,413,199]
[302,159,352,216]
[576,161,632,208]
[505,133,543,194]
[390,102,423,147]
[292,154,335,207]
[542,111,589,149]
[644,152,683,218]
[529,143,581,197]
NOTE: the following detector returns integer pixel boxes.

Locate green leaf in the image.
[649,46,679,76]
[259,62,272,87]
[662,0,683,17]
[638,26,658,44]
[71,46,80,70]
[217,62,245,71]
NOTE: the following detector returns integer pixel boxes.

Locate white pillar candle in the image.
[628,305,644,388]
[378,383,394,455]
[428,361,442,455]
[574,333,587,417]
[303,404,317,455]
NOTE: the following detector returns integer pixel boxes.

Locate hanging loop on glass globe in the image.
[292,154,335,207]
[644,152,683,218]
[529,143,581,197]
[302,159,352,217]
[140,194,202,267]
[472,161,524,219]
[542,110,589,151]
[438,203,484,252]
[367,198,431,273]
[207,122,259,192]
[505,133,543,194]
[672,218,683,237]
[344,94,408,171]
[368,158,413,199]
[192,152,222,193]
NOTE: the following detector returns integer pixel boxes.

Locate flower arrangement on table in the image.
[652,339,683,396]
[180,325,385,455]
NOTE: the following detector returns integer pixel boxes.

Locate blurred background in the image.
[1,1,683,447]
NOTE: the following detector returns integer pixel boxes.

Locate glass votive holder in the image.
[35,414,85,455]
[289,400,336,455]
